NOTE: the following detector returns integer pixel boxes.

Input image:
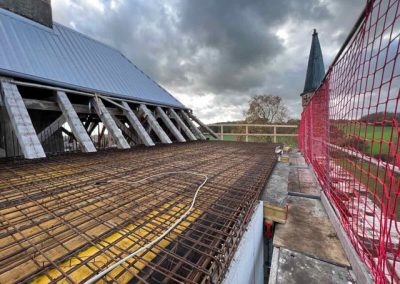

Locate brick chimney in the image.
[0,0,53,28]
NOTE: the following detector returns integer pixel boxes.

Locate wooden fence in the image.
[206,124,298,143]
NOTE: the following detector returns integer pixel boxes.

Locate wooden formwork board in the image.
[263,203,288,224]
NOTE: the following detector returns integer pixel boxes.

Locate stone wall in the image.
[0,0,52,27]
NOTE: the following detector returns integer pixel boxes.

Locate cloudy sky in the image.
[52,0,366,123]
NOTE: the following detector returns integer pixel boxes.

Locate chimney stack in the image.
[0,0,53,28]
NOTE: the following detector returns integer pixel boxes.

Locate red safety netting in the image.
[299,0,400,283]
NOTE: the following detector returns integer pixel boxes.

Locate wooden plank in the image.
[61,127,74,139]
[180,110,206,140]
[263,203,287,224]
[288,167,320,197]
[0,81,45,159]
[92,96,130,149]
[111,114,140,145]
[321,192,374,284]
[145,121,152,134]
[12,79,187,111]
[121,102,155,146]
[37,115,67,143]
[156,107,186,142]
[280,155,289,163]
[169,108,197,141]
[288,152,307,167]
[187,112,218,139]
[187,112,217,139]
[207,123,298,128]
[56,91,96,153]
[0,96,123,115]
[139,104,172,144]
[272,248,354,284]
[83,116,93,130]
[206,133,298,137]
[87,122,98,136]
[98,125,106,146]
[98,95,129,111]
[273,196,350,267]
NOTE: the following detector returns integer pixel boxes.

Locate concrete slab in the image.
[261,162,289,223]
[261,163,289,207]
[269,248,354,284]
[274,196,350,267]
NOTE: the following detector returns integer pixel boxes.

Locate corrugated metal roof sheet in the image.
[0,8,185,108]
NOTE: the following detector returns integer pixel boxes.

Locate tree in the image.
[245,95,289,123]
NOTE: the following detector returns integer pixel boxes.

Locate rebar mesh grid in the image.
[299,0,400,282]
[0,141,277,283]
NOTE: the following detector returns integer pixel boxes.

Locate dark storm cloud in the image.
[52,0,366,122]
[175,0,331,93]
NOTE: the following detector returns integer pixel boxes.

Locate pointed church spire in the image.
[302,29,325,95]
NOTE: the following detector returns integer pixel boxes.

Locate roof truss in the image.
[0,78,211,159]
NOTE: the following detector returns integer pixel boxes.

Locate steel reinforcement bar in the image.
[0,141,277,283]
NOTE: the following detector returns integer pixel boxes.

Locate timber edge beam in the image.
[263,203,288,224]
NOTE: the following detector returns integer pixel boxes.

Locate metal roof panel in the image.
[0,8,185,108]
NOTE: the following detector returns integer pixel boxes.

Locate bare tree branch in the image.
[245,95,289,123]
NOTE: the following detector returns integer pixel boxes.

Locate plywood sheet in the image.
[274,196,350,267]
[271,248,354,284]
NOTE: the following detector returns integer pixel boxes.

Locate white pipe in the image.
[84,171,208,284]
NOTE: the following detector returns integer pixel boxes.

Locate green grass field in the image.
[205,126,398,218]
[343,125,398,157]
[339,158,399,219]
[335,124,399,219]
[206,135,236,141]
[205,134,298,147]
